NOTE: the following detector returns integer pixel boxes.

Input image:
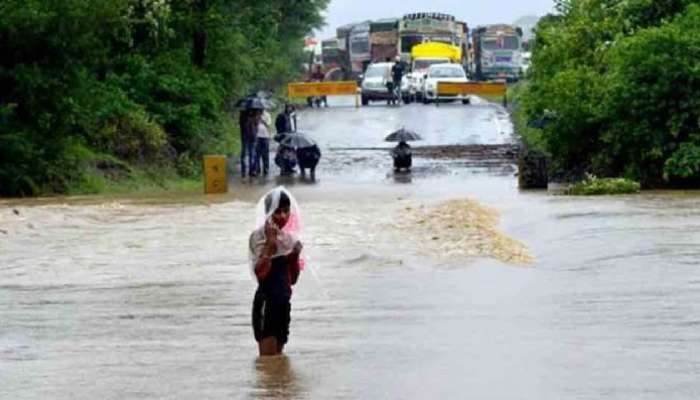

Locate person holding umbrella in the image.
[385,127,422,172]
[237,94,272,178]
[392,141,412,171]
[238,108,257,178]
[277,132,320,180]
[274,140,298,176]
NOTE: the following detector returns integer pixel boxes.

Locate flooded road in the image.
[2,97,700,399]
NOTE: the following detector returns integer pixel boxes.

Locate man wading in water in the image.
[249,187,303,356]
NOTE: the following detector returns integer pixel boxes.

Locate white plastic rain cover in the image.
[249,186,304,279]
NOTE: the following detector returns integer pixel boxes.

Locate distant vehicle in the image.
[321,38,348,81]
[404,42,462,102]
[349,22,372,80]
[421,63,470,104]
[398,13,464,62]
[520,51,532,76]
[472,24,523,82]
[360,62,394,105]
[336,23,357,79]
[370,19,400,63]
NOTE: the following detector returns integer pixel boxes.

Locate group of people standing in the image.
[239,104,321,180]
[239,108,273,177]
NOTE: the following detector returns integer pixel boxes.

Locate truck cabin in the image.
[481,35,521,51]
[349,22,371,75]
[398,12,461,62]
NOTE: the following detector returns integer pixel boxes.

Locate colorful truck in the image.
[370,18,400,62]
[472,24,523,82]
[398,13,464,62]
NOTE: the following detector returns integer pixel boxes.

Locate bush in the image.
[664,139,700,179]
[567,175,641,195]
[0,0,329,197]
[521,2,700,187]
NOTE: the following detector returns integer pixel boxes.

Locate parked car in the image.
[360,62,394,105]
[421,63,470,104]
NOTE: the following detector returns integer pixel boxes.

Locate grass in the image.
[68,164,203,197]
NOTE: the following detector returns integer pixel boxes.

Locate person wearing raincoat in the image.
[249,187,304,356]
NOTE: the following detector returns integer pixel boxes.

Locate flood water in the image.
[2,98,699,399]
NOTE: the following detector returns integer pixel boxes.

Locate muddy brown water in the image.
[2,98,700,399]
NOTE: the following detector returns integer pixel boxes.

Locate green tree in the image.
[521,0,700,186]
[0,0,329,196]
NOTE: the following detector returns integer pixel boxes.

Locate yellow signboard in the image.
[437,82,507,96]
[203,155,228,194]
[287,81,358,98]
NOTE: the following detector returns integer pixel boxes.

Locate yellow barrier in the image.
[203,155,228,194]
[437,82,507,96]
[287,81,358,97]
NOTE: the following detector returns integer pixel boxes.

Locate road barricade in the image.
[437,82,508,106]
[203,155,228,194]
[287,81,360,107]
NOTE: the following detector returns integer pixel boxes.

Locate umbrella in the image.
[384,127,422,142]
[235,90,276,110]
[236,97,271,110]
[280,132,316,149]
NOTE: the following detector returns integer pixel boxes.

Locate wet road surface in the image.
[2,97,700,399]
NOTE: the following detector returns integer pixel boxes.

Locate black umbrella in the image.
[280,132,316,149]
[236,97,271,110]
[385,128,422,142]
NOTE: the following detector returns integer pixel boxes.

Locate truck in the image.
[321,38,347,80]
[403,42,462,102]
[472,24,523,82]
[349,21,372,80]
[336,23,356,79]
[398,13,464,62]
[370,18,399,63]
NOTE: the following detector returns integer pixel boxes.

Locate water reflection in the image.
[392,171,413,184]
[251,355,305,399]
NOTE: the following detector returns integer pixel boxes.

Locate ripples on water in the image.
[2,101,700,398]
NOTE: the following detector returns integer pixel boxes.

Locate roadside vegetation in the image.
[566,174,640,195]
[0,0,328,197]
[516,0,700,189]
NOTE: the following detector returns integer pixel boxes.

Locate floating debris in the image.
[397,198,534,266]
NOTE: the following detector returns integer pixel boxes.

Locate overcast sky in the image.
[314,0,556,39]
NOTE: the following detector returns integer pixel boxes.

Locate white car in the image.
[404,57,451,101]
[360,62,393,105]
[421,63,470,104]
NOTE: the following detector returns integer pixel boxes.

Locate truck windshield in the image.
[351,41,370,54]
[413,59,448,71]
[429,67,465,78]
[365,65,389,78]
[482,36,520,50]
[322,49,340,64]
[401,35,423,53]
